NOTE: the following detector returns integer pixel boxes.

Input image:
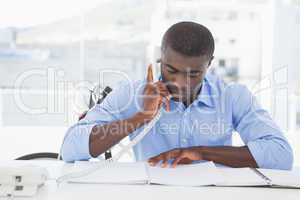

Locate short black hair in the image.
[161,21,215,57]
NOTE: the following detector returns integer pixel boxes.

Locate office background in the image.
[0,0,300,165]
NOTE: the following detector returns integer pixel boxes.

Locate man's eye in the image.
[189,73,201,78]
[167,70,177,74]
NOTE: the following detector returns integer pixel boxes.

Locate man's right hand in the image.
[89,64,170,158]
[140,64,170,120]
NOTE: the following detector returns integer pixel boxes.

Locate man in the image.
[61,22,293,170]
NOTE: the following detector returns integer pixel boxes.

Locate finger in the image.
[161,157,169,168]
[156,92,171,112]
[157,91,170,98]
[156,89,170,97]
[146,64,154,83]
[178,158,193,165]
[164,95,170,112]
[171,155,184,168]
[156,95,163,110]
[155,82,170,94]
[157,97,163,110]
[155,82,171,112]
[148,155,162,166]
[162,150,179,168]
[153,83,168,94]
[154,91,170,112]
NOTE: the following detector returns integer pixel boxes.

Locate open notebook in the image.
[66,161,300,188]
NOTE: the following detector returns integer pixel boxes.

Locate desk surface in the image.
[2,160,300,200]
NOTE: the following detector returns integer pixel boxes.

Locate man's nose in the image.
[172,75,190,89]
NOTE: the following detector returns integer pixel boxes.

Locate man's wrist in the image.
[188,146,209,161]
[195,146,214,162]
[133,111,155,124]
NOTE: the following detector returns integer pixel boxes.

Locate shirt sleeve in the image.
[61,80,138,162]
[231,84,294,170]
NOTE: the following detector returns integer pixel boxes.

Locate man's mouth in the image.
[170,92,190,101]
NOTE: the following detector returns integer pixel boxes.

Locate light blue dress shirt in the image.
[61,73,293,170]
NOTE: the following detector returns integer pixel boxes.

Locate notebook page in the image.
[258,168,300,188]
[147,161,222,186]
[67,161,149,185]
[215,168,267,186]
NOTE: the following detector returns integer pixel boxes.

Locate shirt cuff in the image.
[62,123,96,162]
[247,140,265,168]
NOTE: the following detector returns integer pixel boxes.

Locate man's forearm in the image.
[198,146,258,168]
[89,112,152,158]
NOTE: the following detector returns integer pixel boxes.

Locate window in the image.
[1,0,300,166]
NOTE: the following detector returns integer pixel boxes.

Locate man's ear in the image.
[207,56,214,67]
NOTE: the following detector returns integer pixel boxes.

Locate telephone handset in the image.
[56,63,169,185]
[154,58,165,82]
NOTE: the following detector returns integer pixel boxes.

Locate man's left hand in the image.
[148,147,203,168]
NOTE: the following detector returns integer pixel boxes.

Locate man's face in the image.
[160,47,213,103]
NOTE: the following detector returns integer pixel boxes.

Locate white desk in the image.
[2,160,300,200]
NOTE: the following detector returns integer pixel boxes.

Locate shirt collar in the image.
[195,77,215,108]
[159,75,215,108]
